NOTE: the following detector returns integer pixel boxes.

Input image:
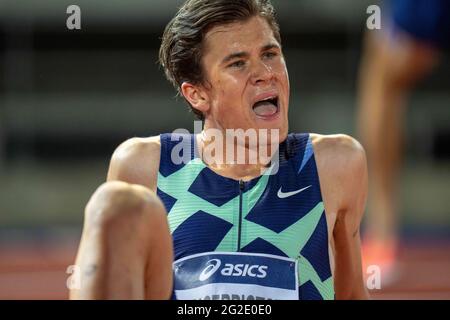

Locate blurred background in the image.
[0,0,449,299]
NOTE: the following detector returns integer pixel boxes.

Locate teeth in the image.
[259,96,277,102]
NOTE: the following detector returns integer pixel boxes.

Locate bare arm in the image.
[314,134,369,299]
[107,136,161,190]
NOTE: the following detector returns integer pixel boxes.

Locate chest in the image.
[160,162,330,263]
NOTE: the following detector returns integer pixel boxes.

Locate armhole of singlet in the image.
[290,133,311,174]
[157,133,167,188]
[158,132,197,179]
[158,133,167,165]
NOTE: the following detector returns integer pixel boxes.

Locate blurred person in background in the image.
[357,0,450,281]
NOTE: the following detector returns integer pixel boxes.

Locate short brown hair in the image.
[159,0,281,120]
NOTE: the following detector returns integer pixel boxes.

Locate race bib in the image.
[173,252,299,300]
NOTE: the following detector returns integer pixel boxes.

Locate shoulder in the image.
[310,133,366,176]
[107,135,161,191]
[310,133,367,208]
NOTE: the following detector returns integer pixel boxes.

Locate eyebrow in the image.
[221,43,281,65]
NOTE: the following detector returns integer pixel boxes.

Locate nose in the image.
[250,60,274,85]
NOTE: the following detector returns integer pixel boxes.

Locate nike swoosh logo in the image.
[277,185,312,199]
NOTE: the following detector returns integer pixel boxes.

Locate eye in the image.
[263,51,277,59]
[228,60,245,68]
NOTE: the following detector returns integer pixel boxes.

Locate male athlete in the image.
[70,0,369,300]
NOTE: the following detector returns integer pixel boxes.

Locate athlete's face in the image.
[189,16,290,141]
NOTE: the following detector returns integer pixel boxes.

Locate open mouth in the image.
[252,96,279,117]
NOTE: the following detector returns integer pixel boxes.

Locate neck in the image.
[195,126,278,181]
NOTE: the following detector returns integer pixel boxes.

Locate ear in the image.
[181,82,210,114]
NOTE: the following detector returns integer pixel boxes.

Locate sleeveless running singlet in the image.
[157,133,334,300]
